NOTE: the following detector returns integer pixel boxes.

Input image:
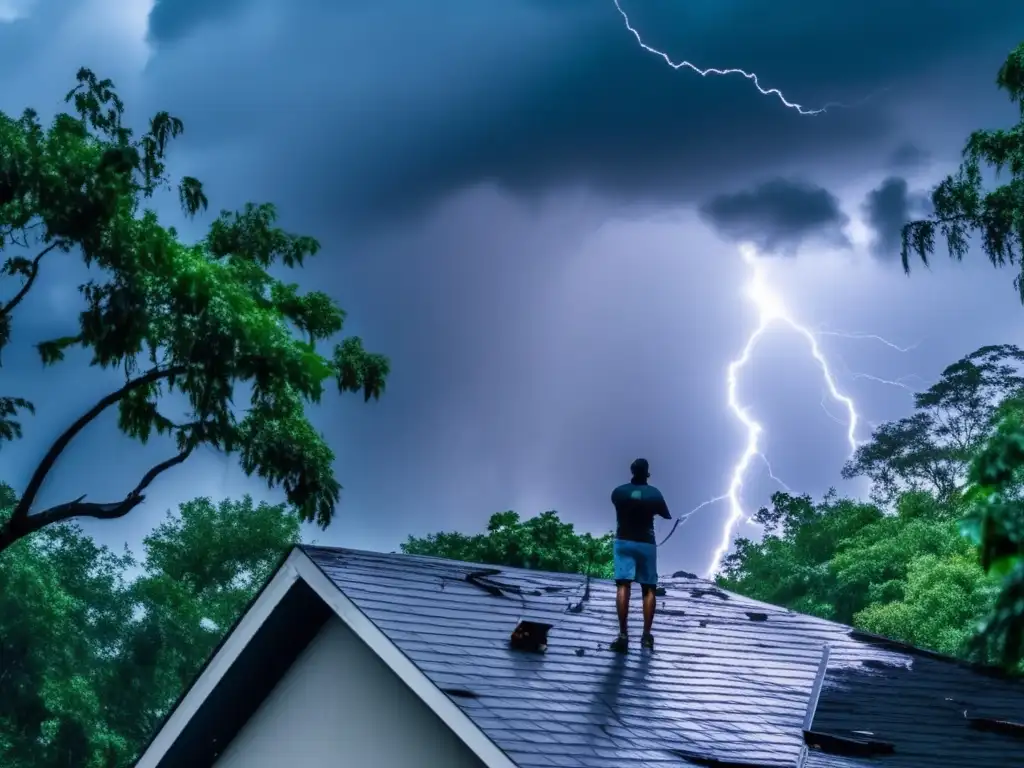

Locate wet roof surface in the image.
[302,546,1024,768]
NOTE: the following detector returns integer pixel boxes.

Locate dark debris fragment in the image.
[966,714,1024,739]
[691,587,730,601]
[665,748,777,767]
[804,729,895,757]
[672,569,698,579]
[443,688,479,699]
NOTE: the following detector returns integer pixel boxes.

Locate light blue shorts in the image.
[613,539,658,586]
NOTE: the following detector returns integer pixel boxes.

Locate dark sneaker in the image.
[641,633,655,650]
[609,633,629,653]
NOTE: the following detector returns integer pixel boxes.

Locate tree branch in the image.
[0,443,195,552]
[10,364,187,525]
[0,241,63,317]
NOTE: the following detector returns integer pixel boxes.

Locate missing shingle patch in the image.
[575,647,586,656]
[699,620,709,628]
[745,612,768,622]
[510,620,551,654]
[654,586,667,597]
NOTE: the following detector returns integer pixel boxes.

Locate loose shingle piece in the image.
[303,547,1024,768]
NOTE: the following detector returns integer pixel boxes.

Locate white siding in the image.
[215,616,488,768]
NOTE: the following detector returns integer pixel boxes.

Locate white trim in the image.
[293,553,518,768]
[135,548,518,768]
[135,552,302,768]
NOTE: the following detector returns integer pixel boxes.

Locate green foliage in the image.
[842,344,1024,505]
[718,489,997,659]
[401,510,614,578]
[0,489,299,767]
[0,483,135,767]
[899,41,1024,667]
[0,68,388,550]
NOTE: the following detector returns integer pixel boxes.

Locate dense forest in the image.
[2,35,1024,768]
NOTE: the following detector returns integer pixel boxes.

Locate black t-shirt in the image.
[611,481,671,545]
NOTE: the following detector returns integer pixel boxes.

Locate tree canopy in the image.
[0,486,299,767]
[0,69,388,553]
[402,510,614,578]
[718,489,999,660]
[841,344,1024,506]
[899,41,1024,666]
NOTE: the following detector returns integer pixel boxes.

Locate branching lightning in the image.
[610,1,912,577]
[613,0,830,115]
[701,245,863,576]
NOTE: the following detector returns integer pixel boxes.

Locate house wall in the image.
[214,615,488,768]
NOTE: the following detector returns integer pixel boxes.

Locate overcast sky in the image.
[3,0,1024,577]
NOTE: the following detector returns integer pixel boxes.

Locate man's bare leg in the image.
[641,585,656,637]
[616,582,631,635]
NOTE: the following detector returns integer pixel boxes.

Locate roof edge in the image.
[135,547,303,767]
[294,552,519,768]
[135,546,518,768]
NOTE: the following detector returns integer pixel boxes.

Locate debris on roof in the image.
[665,748,778,767]
[442,688,479,699]
[966,714,1024,738]
[465,568,506,597]
[301,546,1024,768]
[672,569,699,579]
[803,730,895,757]
[690,587,730,600]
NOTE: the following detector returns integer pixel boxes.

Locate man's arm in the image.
[652,488,672,519]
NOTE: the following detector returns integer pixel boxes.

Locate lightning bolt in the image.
[613,0,829,115]
[850,372,926,392]
[817,330,920,354]
[610,0,901,576]
[695,245,863,577]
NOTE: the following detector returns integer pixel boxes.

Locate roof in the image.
[137,546,1024,768]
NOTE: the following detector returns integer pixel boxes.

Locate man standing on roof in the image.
[610,458,671,652]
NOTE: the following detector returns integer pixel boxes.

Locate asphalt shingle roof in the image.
[301,546,1024,768]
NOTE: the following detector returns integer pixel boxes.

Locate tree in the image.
[103,496,300,758]
[401,510,615,578]
[0,68,389,553]
[718,489,997,658]
[0,490,301,767]
[0,483,135,767]
[900,41,1024,666]
[841,344,1024,506]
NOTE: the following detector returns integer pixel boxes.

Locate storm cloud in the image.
[862,176,930,261]
[136,0,1024,232]
[3,0,1024,577]
[698,178,850,255]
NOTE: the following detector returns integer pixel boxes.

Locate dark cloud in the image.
[148,0,247,45]
[140,0,1024,231]
[697,178,850,255]
[888,143,930,170]
[862,176,930,261]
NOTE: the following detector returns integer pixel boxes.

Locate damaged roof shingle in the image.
[301,546,1024,768]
